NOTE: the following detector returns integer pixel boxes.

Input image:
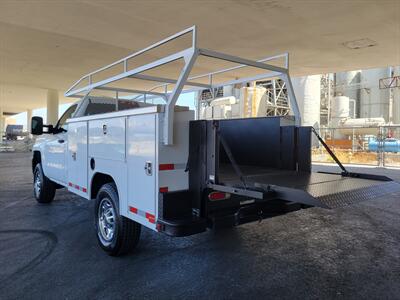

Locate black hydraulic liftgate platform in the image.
[158,116,400,236]
[219,166,400,209]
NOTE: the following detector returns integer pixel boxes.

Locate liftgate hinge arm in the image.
[213,121,248,189]
[311,127,349,175]
[207,183,264,199]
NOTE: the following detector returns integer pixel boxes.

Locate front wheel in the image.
[33,163,56,203]
[95,183,141,256]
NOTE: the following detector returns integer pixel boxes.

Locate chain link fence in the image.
[312,125,400,168]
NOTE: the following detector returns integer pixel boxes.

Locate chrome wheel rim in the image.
[34,171,41,198]
[98,198,116,243]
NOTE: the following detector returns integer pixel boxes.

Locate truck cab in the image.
[32,97,150,187]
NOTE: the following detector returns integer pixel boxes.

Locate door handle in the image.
[58,139,65,143]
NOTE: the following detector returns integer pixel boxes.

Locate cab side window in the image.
[78,97,153,117]
[57,104,77,132]
[84,102,116,116]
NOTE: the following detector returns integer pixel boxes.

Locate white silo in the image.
[331,96,350,127]
[335,70,361,117]
[360,67,391,121]
[291,75,321,128]
[330,96,350,139]
[336,71,361,96]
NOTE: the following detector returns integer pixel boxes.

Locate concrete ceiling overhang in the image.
[0,0,399,114]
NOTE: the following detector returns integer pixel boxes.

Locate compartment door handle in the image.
[144,161,152,176]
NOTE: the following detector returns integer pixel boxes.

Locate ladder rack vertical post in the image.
[282,73,301,126]
[164,49,198,145]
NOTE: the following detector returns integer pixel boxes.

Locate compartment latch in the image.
[144,161,153,176]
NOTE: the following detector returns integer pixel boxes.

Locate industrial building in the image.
[197,66,400,166]
[198,67,400,125]
[1,1,400,299]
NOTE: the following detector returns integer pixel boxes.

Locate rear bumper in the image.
[158,216,207,237]
[158,198,305,237]
[208,199,305,229]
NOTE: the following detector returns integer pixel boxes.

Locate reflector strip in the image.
[68,182,87,193]
[158,163,186,171]
[159,164,174,171]
[159,187,169,193]
[128,206,156,224]
[146,212,156,224]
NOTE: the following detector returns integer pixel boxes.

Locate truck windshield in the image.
[57,104,78,131]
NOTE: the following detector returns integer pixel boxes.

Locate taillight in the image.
[208,191,231,201]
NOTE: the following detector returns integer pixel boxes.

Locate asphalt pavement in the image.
[1,153,400,299]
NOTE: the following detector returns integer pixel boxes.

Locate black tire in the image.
[94,183,141,256]
[33,163,56,203]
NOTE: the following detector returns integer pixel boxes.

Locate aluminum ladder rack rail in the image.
[64,26,301,145]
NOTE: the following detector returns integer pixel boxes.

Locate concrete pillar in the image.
[291,75,321,127]
[0,107,5,140]
[26,109,32,133]
[46,89,59,125]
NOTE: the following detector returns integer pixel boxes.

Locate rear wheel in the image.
[33,163,56,203]
[95,183,141,256]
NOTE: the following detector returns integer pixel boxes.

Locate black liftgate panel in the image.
[216,117,312,173]
[188,117,400,211]
[217,117,282,169]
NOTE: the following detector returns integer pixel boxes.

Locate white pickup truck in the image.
[31,27,400,256]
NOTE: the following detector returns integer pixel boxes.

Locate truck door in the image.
[67,121,88,197]
[43,104,77,184]
[43,132,67,183]
[127,114,157,223]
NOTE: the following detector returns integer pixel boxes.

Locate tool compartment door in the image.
[127,114,157,226]
[67,121,88,197]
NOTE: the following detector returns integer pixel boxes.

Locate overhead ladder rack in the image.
[65,26,301,145]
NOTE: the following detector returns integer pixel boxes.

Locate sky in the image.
[10,92,196,130]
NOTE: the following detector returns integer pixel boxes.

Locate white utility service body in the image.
[31,26,399,256]
[35,105,193,231]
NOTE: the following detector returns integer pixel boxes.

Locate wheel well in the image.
[91,173,115,199]
[32,151,41,173]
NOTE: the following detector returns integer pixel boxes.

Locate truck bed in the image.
[219,164,400,208]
